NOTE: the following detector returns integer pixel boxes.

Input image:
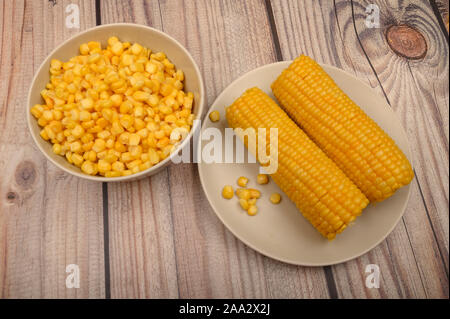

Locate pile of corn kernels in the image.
[31,37,194,177]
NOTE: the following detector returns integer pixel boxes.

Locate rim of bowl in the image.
[27,23,205,182]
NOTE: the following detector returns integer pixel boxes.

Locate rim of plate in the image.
[197,61,413,266]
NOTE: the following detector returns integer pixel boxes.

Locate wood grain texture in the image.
[270,0,448,298]
[101,0,331,298]
[0,0,105,298]
[434,0,449,32]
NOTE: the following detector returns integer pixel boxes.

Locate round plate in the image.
[197,61,413,266]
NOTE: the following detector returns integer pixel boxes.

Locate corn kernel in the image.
[236,188,251,200]
[72,125,84,138]
[80,43,90,55]
[112,161,125,172]
[248,188,261,199]
[98,159,111,173]
[269,193,281,204]
[81,98,94,110]
[239,199,249,211]
[237,176,248,187]
[72,153,84,167]
[222,185,234,199]
[111,42,124,56]
[247,205,258,216]
[52,143,62,155]
[209,111,220,122]
[257,174,269,185]
[92,139,106,152]
[128,133,140,146]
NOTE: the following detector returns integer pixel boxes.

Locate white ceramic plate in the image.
[197,61,413,266]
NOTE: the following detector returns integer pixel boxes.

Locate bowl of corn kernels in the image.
[27,24,204,181]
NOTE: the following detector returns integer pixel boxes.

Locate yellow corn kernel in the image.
[129,145,142,158]
[30,104,44,118]
[81,98,94,110]
[110,94,122,107]
[71,125,84,139]
[239,199,249,211]
[120,115,134,129]
[97,150,107,160]
[248,189,261,199]
[156,137,170,149]
[121,152,133,162]
[257,174,269,185]
[92,139,106,153]
[134,106,145,119]
[222,185,234,199]
[236,188,251,200]
[104,153,118,163]
[122,170,133,176]
[98,130,111,139]
[269,193,281,204]
[148,149,159,164]
[38,118,48,127]
[72,153,84,167]
[209,111,220,122]
[247,205,258,216]
[127,159,142,169]
[128,133,140,146]
[237,176,248,188]
[130,43,143,55]
[105,171,121,177]
[80,43,90,55]
[115,141,127,152]
[121,54,133,66]
[133,91,150,102]
[87,150,97,162]
[120,101,133,114]
[81,161,97,175]
[52,143,62,155]
[79,110,92,122]
[131,165,140,174]
[112,161,125,172]
[248,198,257,205]
[139,161,151,171]
[98,159,111,173]
[70,141,82,153]
[50,59,62,70]
[111,42,124,56]
[65,151,73,164]
[105,138,115,149]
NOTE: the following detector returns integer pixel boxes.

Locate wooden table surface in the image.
[0,0,448,299]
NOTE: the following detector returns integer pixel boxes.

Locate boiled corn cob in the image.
[226,87,369,240]
[272,55,414,202]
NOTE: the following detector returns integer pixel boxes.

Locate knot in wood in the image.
[15,161,37,190]
[386,25,427,60]
[6,191,18,203]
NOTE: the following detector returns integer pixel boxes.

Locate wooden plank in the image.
[0,0,105,298]
[270,0,448,298]
[100,0,179,299]
[101,0,331,298]
[433,0,449,33]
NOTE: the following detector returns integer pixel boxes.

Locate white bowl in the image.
[27,23,204,182]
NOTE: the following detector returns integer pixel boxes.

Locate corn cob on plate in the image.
[197,61,412,266]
